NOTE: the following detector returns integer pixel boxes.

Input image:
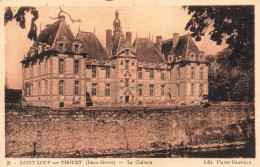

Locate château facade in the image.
[21,10,208,108]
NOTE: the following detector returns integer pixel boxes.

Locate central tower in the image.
[113,10,121,39]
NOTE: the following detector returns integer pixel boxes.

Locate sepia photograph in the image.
[3,2,255,162]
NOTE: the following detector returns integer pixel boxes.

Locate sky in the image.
[5,6,227,89]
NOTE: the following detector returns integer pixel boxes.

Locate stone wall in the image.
[5,103,254,157]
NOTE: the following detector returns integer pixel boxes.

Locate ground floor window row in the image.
[24,81,206,98]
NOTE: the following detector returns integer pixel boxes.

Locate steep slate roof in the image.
[162,34,199,60]
[76,31,110,61]
[33,16,75,52]
[133,38,165,63]
[111,32,126,56]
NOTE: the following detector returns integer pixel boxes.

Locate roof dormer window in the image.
[59,43,64,52]
[75,44,79,53]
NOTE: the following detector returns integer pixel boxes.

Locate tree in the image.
[184,6,254,69]
[5,7,39,41]
[206,48,254,102]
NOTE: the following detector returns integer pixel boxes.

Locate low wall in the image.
[5,103,254,157]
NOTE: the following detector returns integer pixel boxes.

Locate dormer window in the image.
[75,45,79,53]
[59,43,64,52]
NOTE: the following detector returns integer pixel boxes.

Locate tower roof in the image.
[162,34,200,61]
[33,16,75,52]
[76,31,110,61]
[133,38,165,64]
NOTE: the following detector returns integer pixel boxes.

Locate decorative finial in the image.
[94,27,96,34]
[115,10,119,18]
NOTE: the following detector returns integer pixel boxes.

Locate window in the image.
[59,80,64,95]
[150,69,154,79]
[59,59,64,74]
[138,68,142,79]
[59,102,64,108]
[75,81,79,95]
[138,84,143,96]
[74,60,79,74]
[191,67,195,79]
[150,84,154,96]
[106,67,110,78]
[92,83,97,96]
[161,71,165,80]
[38,81,41,95]
[45,59,48,74]
[177,84,180,96]
[121,61,123,65]
[132,61,135,66]
[92,66,97,77]
[177,68,180,79]
[161,85,165,96]
[125,60,129,69]
[200,55,203,61]
[191,84,194,96]
[105,84,111,96]
[75,44,79,53]
[200,67,203,80]
[59,43,63,52]
[125,78,129,87]
[38,62,41,76]
[26,83,30,96]
[45,80,48,95]
[169,70,172,80]
[200,84,204,96]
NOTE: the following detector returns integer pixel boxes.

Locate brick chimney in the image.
[173,33,179,49]
[106,29,112,54]
[126,32,132,45]
[155,36,162,53]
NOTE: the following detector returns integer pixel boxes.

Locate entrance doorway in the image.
[125,96,129,103]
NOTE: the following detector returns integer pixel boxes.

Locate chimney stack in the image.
[173,33,179,49]
[126,32,132,46]
[106,29,112,54]
[155,36,162,53]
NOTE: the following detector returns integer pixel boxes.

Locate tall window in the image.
[191,84,194,96]
[92,83,97,96]
[177,68,180,79]
[161,85,165,96]
[191,67,195,79]
[125,78,129,87]
[75,81,79,95]
[92,66,97,77]
[138,84,143,96]
[161,71,165,80]
[59,80,64,95]
[200,67,203,80]
[105,84,110,96]
[75,44,79,53]
[45,80,48,95]
[59,43,63,52]
[38,62,41,76]
[150,84,154,96]
[200,84,204,96]
[125,60,129,69]
[138,68,142,79]
[59,59,64,74]
[45,59,48,74]
[74,60,79,74]
[38,81,41,95]
[177,84,180,96]
[150,69,154,79]
[26,83,30,96]
[106,67,110,78]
